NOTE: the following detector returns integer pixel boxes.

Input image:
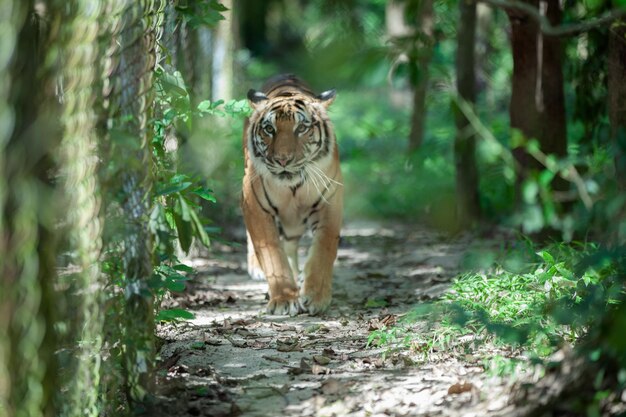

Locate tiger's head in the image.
[246,84,336,186]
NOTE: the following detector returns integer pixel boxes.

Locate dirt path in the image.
[154,222,518,417]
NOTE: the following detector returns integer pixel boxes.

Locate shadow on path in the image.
[153,222,514,417]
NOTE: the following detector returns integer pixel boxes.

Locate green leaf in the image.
[537,250,555,265]
[365,298,388,308]
[156,181,192,196]
[538,169,555,187]
[197,100,214,113]
[510,129,526,148]
[173,210,193,253]
[166,280,186,292]
[522,181,539,204]
[209,1,228,12]
[192,188,216,202]
[158,70,188,98]
[155,308,195,322]
[179,195,191,222]
[189,205,211,248]
[170,174,189,183]
[173,264,194,273]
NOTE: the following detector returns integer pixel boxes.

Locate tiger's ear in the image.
[317,89,336,108]
[247,89,268,110]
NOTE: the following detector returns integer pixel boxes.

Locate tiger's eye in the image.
[264,125,275,135]
[296,124,308,135]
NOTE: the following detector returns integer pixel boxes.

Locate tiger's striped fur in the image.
[242,74,343,316]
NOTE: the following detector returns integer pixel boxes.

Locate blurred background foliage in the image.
[1,0,626,415]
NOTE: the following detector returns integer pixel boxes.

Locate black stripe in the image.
[311,197,322,211]
[261,179,279,215]
[251,126,264,158]
[251,184,272,216]
[294,99,305,110]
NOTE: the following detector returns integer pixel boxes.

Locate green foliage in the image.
[150,66,252,322]
[175,0,227,29]
[369,242,622,373]
[155,308,195,322]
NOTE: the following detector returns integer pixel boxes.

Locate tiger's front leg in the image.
[300,185,343,315]
[242,183,300,316]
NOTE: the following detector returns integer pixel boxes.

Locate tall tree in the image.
[212,0,235,101]
[454,0,482,226]
[407,0,435,152]
[506,0,567,189]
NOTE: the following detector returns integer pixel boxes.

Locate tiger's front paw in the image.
[266,296,300,316]
[248,264,265,281]
[298,290,331,316]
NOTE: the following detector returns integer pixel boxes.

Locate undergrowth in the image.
[368,241,621,375]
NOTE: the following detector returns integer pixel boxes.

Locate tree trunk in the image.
[408,0,435,153]
[608,19,626,189]
[454,0,481,227]
[212,0,235,101]
[1,2,60,416]
[507,0,567,189]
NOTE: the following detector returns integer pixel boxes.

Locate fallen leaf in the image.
[322,348,337,357]
[277,339,302,352]
[235,328,253,337]
[287,367,306,376]
[380,314,397,327]
[300,340,317,348]
[262,355,288,364]
[271,323,296,332]
[447,382,475,395]
[313,355,331,365]
[305,324,324,333]
[168,364,189,375]
[287,358,311,375]
[224,335,247,348]
[248,340,268,349]
[203,337,222,346]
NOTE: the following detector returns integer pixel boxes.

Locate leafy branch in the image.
[478,0,626,36]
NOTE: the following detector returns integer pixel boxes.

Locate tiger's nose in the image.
[275,155,292,167]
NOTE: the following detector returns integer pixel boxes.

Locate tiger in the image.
[241,74,343,316]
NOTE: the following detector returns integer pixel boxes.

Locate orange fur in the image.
[241,75,343,316]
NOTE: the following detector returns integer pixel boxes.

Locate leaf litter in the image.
[153,222,528,416]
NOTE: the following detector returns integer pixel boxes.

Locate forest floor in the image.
[153,221,530,417]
